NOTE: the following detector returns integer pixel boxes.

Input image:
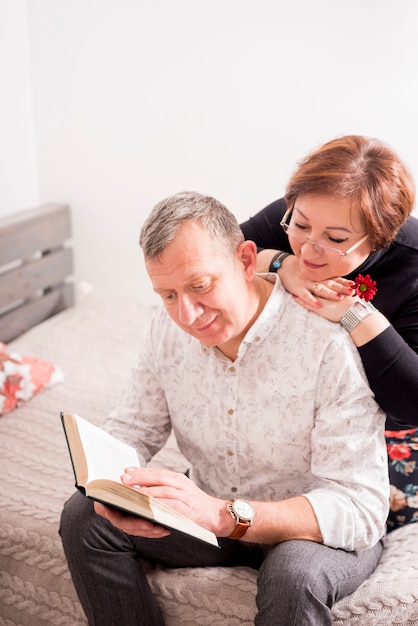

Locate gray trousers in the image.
[60,491,383,626]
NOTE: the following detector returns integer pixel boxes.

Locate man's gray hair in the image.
[139,191,244,259]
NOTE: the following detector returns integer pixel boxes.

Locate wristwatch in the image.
[340,300,377,333]
[228,498,255,539]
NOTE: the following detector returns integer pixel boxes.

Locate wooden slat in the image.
[0,248,73,309]
[0,285,74,343]
[0,203,75,341]
[0,204,71,266]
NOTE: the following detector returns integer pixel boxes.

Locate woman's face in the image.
[286,194,372,282]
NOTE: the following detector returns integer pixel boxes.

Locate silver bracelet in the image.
[269,251,291,273]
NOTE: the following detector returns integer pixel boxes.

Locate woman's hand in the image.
[292,291,357,322]
[298,277,355,309]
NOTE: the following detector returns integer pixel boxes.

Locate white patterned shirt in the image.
[106,275,389,551]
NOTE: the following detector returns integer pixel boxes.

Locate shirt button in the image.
[229,366,236,374]
[228,408,234,415]
[231,487,238,493]
[255,336,261,342]
[227,449,234,456]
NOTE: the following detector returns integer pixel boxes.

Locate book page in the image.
[74,414,140,483]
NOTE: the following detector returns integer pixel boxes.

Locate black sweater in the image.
[240,198,418,429]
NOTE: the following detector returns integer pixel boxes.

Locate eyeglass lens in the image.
[282,224,344,258]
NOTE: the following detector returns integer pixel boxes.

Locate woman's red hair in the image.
[285,135,415,249]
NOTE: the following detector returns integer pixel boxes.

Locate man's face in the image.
[145,221,257,356]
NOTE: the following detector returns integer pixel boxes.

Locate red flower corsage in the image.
[353,274,377,302]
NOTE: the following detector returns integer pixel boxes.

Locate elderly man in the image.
[60,191,388,625]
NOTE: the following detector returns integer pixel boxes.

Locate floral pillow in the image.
[0,342,63,415]
[386,427,418,530]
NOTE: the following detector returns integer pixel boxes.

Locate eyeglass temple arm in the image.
[343,234,369,255]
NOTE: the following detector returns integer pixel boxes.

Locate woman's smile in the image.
[302,258,328,271]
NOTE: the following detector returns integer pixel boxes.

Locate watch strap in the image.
[340,301,376,333]
[228,521,251,539]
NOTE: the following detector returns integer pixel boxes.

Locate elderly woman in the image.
[240,135,418,529]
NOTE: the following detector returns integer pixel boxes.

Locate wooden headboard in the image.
[0,203,74,342]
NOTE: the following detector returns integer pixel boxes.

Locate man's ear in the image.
[236,240,258,278]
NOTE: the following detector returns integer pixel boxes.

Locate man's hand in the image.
[94,467,229,538]
[95,469,323,545]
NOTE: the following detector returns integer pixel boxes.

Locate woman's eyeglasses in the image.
[280,208,368,259]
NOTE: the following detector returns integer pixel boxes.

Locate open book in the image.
[60,412,219,547]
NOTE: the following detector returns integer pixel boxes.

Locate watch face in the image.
[352,300,372,319]
[233,499,254,520]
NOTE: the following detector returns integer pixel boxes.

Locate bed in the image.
[1,204,418,626]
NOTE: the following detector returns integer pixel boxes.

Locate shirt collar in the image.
[239,273,284,348]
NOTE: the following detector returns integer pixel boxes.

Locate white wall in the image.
[4,1,418,304]
[0,0,38,215]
